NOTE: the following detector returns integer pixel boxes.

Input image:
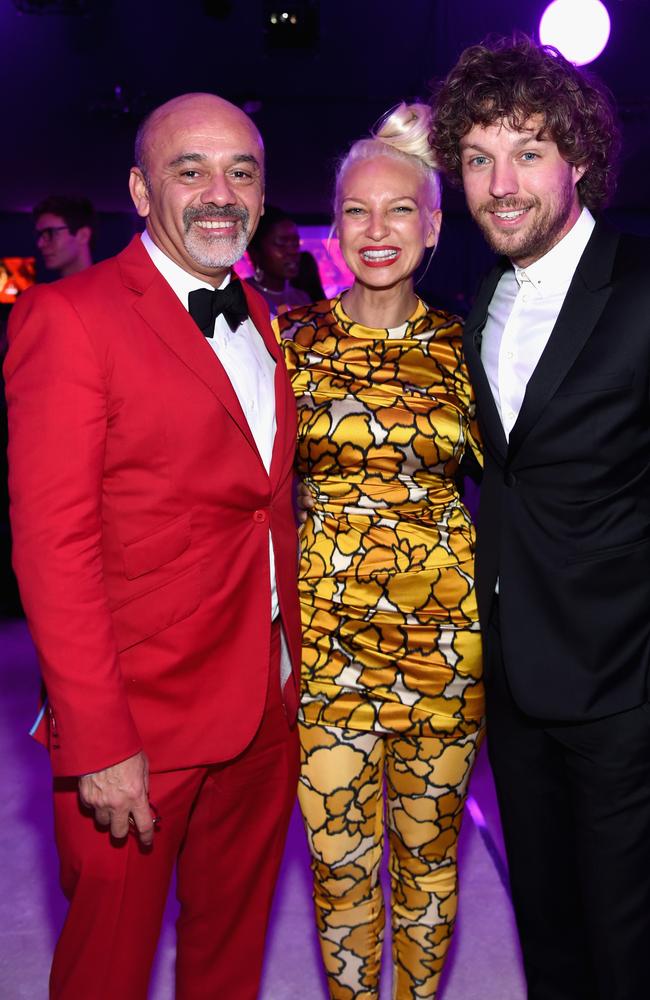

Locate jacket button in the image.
[253,510,267,523]
[504,472,517,487]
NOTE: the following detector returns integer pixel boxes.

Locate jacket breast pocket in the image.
[555,370,632,397]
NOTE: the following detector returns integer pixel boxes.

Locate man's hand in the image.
[295,480,314,525]
[79,750,155,847]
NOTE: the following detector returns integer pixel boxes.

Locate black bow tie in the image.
[188,281,248,337]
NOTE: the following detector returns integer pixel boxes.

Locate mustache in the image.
[183,204,249,232]
[479,197,538,215]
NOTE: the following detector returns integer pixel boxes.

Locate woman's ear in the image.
[425,208,443,249]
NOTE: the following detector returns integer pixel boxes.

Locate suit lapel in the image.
[118,238,260,457]
[464,260,510,461]
[508,223,619,456]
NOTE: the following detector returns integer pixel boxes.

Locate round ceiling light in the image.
[539,0,611,66]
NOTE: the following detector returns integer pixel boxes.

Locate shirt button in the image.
[505,351,514,360]
[253,510,267,523]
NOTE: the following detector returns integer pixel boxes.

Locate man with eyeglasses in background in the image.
[33,195,94,278]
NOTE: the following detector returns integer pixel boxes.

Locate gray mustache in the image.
[183,205,249,230]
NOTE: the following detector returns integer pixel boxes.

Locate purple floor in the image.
[0,618,525,999]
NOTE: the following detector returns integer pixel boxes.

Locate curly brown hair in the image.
[429,34,620,211]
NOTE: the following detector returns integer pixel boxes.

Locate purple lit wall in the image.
[237,227,353,298]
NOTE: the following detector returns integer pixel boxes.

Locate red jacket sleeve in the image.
[4,285,142,775]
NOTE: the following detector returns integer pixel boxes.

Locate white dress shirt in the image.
[481,207,596,439]
[141,231,279,621]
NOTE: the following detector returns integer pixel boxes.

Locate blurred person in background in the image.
[293,249,325,302]
[247,205,310,316]
[33,195,95,278]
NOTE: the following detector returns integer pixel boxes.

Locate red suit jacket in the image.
[5,236,301,777]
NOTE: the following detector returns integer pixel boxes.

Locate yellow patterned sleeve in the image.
[467,382,483,468]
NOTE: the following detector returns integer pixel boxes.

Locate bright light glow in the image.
[539,0,611,65]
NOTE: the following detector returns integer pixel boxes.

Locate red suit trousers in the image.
[49,624,299,1000]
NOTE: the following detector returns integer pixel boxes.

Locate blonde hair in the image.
[334,102,442,220]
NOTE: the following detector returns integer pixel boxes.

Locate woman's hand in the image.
[295,479,314,524]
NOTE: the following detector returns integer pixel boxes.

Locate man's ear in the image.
[129,168,150,218]
[573,161,588,184]
[75,225,92,247]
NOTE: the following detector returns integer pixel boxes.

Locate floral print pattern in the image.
[278,296,484,737]
[277,295,486,998]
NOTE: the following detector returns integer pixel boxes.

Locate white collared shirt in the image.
[141,231,279,620]
[481,207,596,439]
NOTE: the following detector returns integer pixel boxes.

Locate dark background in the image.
[2,0,650,613]
[2,0,650,302]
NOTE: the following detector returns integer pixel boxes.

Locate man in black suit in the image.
[430,36,650,1000]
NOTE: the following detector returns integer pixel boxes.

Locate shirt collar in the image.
[513,206,595,297]
[140,230,230,310]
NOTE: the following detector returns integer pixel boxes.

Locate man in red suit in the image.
[4,93,301,999]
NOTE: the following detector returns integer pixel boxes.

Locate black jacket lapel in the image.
[464,259,510,461]
[508,223,619,457]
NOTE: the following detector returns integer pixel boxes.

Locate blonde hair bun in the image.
[373,102,438,170]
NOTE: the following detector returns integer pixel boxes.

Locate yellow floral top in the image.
[277,295,484,737]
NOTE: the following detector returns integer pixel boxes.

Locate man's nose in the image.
[489,159,519,199]
[200,173,236,205]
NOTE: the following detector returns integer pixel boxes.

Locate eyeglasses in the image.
[35,225,69,243]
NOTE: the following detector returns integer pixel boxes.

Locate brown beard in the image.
[473,180,576,264]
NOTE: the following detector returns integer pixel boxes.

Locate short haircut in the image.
[334,102,442,221]
[429,33,621,212]
[33,195,95,234]
[134,109,153,187]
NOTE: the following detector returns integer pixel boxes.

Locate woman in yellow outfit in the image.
[276,103,484,999]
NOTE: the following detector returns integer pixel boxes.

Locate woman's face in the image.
[337,155,441,291]
[257,219,301,280]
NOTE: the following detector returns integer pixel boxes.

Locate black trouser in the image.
[486,602,650,1000]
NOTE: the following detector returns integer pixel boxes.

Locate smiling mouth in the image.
[193,219,239,232]
[359,246,400,266]
[495,208,526,219]
[485,204,535,226]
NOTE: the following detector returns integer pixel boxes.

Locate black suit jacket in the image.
[465,221,650,721]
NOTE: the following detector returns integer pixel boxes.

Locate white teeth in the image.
[361,249,398,260]
[195,220,236,229]
[494,209,527,220]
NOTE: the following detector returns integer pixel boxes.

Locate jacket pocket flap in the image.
[112,563,201,652]
[123,512,191,580]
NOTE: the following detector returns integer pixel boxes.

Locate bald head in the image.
[129,91,265,285]
[135,93,264,185]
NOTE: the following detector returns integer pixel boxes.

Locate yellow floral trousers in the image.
[298,722,482,1000]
